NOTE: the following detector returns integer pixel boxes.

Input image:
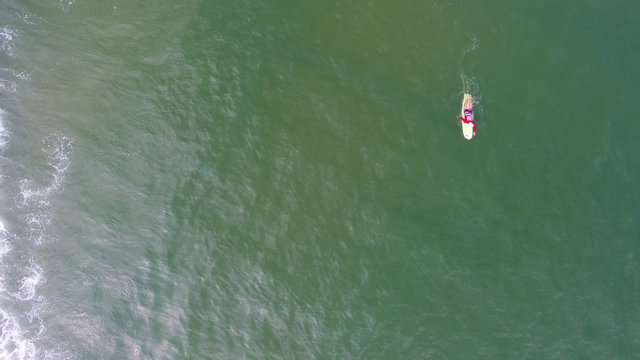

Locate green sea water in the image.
[0,0,638,359]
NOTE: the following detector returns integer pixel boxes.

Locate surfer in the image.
[459,93,476,139]
[459,74,476,139]
[459,108,476,136]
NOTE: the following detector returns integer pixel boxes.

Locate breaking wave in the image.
[0,109,74,359]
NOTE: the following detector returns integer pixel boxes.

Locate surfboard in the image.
[460,94,474,140]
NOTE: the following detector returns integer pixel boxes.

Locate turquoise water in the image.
[0,0,638,358]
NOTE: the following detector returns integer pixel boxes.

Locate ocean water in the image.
[0,0,639,359]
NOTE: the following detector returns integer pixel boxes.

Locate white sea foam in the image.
[0,69,24,94]
[0,77,17,93]
[0,112,8,261]
[0,108,6,148]
[461,35,480,56]
[59,0,74,12]
[0,13,67,356]
[0,24,27,94]
[0,310,36,360]
[0,222,10,288]
[0,128,74,359]
[469,36,480,52]
[16,134,74,208]
[43,134,73,186]
[18,11,43,26]
[14,263,43,302]
[17,179,49,208]
[0,226,38,360]
[0,26,17,56]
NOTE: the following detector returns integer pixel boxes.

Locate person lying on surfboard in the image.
[459,109,476,136]
[459,93,476,139]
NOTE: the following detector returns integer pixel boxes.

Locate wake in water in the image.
[458,34,480,94]
[459,73,481,118]
[460,73,480,96]
[457,35,481,120]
